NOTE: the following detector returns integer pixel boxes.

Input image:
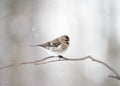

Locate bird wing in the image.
[39,42,51,48]
[50,39,61,47]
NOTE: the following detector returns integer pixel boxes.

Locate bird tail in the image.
[29,44,42,47]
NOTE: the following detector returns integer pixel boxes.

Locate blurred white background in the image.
[0,0,120,86]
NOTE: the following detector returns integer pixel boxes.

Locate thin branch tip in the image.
[108,75,120,80]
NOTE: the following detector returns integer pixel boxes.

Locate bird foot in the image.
[58,55,68,60]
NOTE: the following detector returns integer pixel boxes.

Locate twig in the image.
[19,56,55,65]
[0,55,120,80]
[0,64,13,70]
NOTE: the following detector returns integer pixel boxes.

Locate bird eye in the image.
[65,36,69,41]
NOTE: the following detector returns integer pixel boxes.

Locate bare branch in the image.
[0,55,120,80]
[19,56,55,65]
[108,75,120,80]
[0,64,13,70]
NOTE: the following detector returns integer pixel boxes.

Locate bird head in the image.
[59,35,70,44]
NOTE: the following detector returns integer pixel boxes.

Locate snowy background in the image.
[0,0,120,86]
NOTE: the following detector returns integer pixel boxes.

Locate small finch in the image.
[30,35,70,58]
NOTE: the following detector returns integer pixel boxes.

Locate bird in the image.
[30,35,70,59]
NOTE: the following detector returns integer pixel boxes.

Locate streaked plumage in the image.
[30,35,70,56]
